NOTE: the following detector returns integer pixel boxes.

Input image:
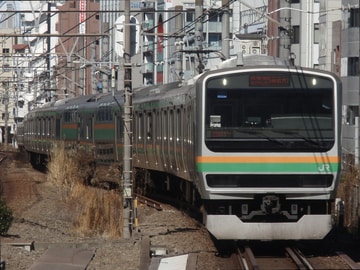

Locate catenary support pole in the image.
[194,0,203,75]
[221,0,230,59]
[122,0,133,239]
[175,5,184,80]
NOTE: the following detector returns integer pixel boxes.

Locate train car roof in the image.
[214,54,288,69]
[29,91,124,114]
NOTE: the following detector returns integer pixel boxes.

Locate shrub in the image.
[0,199,13,235]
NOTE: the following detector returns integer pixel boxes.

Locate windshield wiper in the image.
[238,129,285,145]
[271,129,323,146]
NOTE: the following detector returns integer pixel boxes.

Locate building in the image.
[341,0,360,164]
[55,0,102,98]
[0,1,59,145]
[267,0,320,67]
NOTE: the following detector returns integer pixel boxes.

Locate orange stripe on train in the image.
[196,156,340,163]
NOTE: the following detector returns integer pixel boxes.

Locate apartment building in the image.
[54,0,102,97]
[0,1,59,145]
[341,0,360,163]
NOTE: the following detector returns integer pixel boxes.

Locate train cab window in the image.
[210,104,234,127]
[205,72,335,152]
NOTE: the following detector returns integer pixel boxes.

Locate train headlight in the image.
[311,78,317,86]
[291,204,298,215]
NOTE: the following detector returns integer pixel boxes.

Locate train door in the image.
[144,111,151,166]
[184,103,194,175]
[146,110,156,168]
[41,117,45,151]
[141,111,146,165]
[55,116,61,140]
[161,109,168,169]
[155,110,162,169]
[176,106,186,177]
[133,111,138,163]
[115,113,122,162]
[46,117,50,153]
[168,110,176,171]
[136,111,146,165]
[134,111,141,165]
[173,107,181,173]
[80,114,93,142]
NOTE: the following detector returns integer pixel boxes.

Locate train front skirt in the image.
[206,214,332,240]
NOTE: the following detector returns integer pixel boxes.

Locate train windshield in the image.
[205,71,335,152]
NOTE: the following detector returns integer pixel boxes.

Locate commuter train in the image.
[17,54,342,240]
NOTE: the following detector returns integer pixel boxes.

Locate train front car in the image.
[195,65,342,240]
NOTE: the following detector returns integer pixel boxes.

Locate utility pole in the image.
[221,0,230,59]
[194,0,203,75]
[122,0,133,239]
[47,2,51,101]
[278,0,291,62]
[175,5,184,80]
[4,81,8,147]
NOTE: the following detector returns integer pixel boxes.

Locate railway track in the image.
[230,243,360,270]
[134,193,162,211]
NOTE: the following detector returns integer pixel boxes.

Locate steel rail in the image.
[336,251,360,270]
[134,194,162,211]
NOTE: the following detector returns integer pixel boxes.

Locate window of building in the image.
[17,100,24,108]
[346,106,359,125]
[292,25,300,44]
[350,8,360,27]
[290,0,300,3]
[2,48,9,54]
[314,23,319,44]
[348,57,359,76]
[208,11,222,22]
[186,11,195,24]
[208,33,221,47]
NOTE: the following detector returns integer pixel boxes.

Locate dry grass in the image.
[47,142,123,238]
[337,154,360,233]
[70,183,123,238]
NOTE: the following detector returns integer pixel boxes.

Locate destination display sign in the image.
[249,74,290,87]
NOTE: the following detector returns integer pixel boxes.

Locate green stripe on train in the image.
[196,162,339,173]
